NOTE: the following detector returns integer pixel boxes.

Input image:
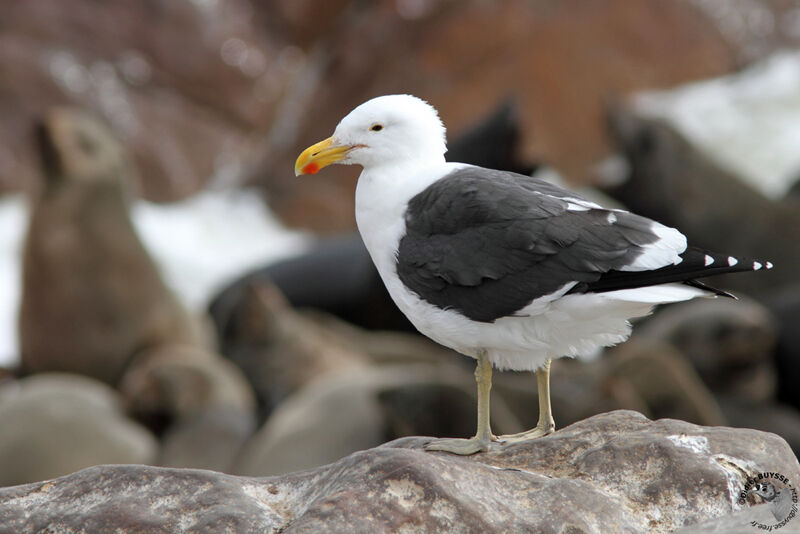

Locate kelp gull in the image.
[295,94,772,455]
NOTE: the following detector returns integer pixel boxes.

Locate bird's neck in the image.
[354,157,451,273]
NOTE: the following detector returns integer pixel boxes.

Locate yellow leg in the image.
[425,351,495,455]
[499,358,555,443]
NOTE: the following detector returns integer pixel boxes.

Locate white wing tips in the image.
[703,251,773,272]
[730,257,774,271]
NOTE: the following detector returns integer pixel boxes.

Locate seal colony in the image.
[295,94,772,455]
[20,108,206,385]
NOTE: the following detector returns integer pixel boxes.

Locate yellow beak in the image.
[294,136,352,176]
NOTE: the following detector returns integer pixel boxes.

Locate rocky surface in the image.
[1,411,798,533]
[675,504,800,534]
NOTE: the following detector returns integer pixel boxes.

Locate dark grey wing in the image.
[396,167,767,323]
[396,168,666,322]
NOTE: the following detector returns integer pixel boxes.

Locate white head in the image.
[295,94,447,175]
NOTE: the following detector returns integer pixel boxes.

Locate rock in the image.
[120,344,256,433]
[674,504,800,534]
[2,411,798,533]
[20,108,207,385]
[233,364,521,476]
[0,373,157,486]
[634,297,778,402]
[718,396,800,457]
[624,52,800,201]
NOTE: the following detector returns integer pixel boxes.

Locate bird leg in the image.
[499,358,555,442]
[425,350,495,455]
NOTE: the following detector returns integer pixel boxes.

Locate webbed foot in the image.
[425,435,494,455]
[497,420,554,444]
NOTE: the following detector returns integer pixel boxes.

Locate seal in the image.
[19,108,207,384]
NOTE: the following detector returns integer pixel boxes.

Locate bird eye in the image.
[370,124,383,132]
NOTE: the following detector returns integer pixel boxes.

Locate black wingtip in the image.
[684,279,737,299]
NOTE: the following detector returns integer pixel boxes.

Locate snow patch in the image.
[633,51,800,199]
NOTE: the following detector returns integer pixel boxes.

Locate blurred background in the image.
[1,0,799,486]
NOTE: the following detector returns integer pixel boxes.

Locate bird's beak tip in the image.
[295,136,346,177]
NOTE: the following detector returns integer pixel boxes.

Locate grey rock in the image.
[719,396,800,457]
[0,373,157,486]
[1,411,797,533]
[675,503,800,534]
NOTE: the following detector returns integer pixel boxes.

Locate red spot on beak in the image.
[302,162,320,175]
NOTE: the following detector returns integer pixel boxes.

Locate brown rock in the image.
[19,108,207,385]
[1,411,797,533]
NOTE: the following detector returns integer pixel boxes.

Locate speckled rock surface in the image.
[1,410,797,533]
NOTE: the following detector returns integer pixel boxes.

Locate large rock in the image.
[0,373,157,486]
[2,411,798,533]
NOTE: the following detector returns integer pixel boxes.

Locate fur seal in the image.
[19,108,206,384]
